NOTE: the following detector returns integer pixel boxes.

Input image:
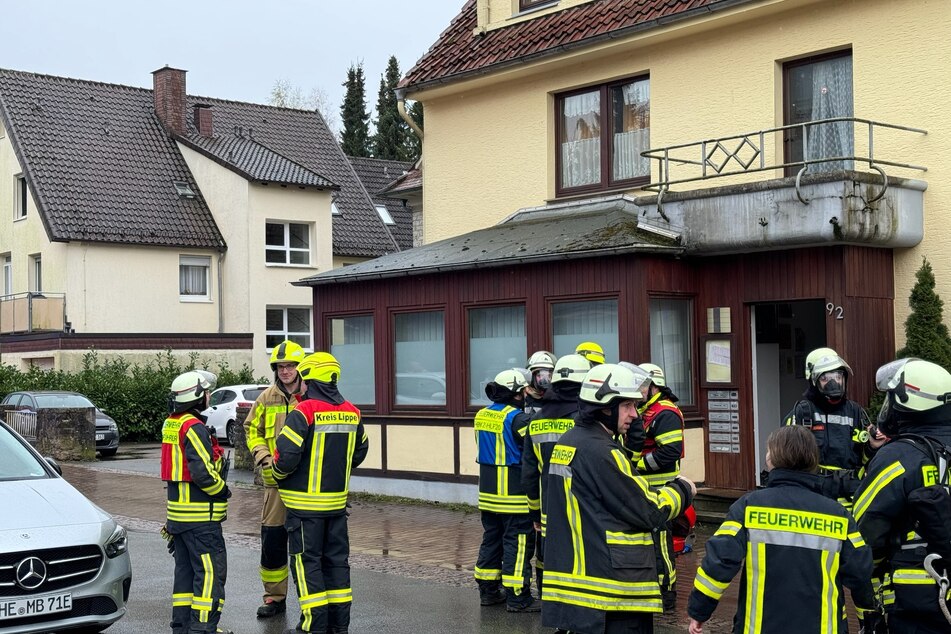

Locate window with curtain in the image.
[266,306,312,350]
[394,311,446,406]
[649,298,694,406]
[552,299,619,362]
[2,255,11,296]
[557,76,650,195]
[30,255,41,293]
[265,221,311,265]
[179,256,210,300]
[784,51,853,172]
[469,305,526,406]
[330,315,375,405]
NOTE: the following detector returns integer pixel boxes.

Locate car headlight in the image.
[109,421,118,433]
[105,524,128,558]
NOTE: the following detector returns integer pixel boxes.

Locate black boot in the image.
[662,587,677,612]
[506,586,542,612]
[479,582,506,606]
[257,598,287,618]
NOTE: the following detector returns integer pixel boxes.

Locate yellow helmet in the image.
[297,352,341,384]
[575,341,605,365]
[269,340,306,371]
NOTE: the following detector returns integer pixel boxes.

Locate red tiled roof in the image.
[401,0,751,91]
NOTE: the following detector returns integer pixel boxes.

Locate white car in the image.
[201,384,268,446]
[0,419,132,634]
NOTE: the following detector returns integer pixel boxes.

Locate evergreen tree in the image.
[371,56,409,160]
[404,99,424,162]
[340,63,370,157]
[896,256,951,370]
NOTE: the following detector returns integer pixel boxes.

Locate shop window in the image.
[552,299,619,362]
[469,305,526,406]
[394,311,446,406]
[330,315,375,405]
[266,306,312,350]
[649,298,694,406]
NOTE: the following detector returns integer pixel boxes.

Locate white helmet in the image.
[580,363,650,406]
[527,351,557,371]
[805,347,853,382]
[638,363,666,388]
[169,370,217,413]
[876,358,951,434]
[552,354,590,385]
[494,368,531,393]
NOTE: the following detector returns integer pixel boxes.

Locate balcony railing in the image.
[0,292,67,335]
[641,117,927,213]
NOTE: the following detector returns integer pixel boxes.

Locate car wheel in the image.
[226,420,236,447]
[99,448,118,458]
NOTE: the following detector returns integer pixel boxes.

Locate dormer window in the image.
[173,180,196,199]
[331,201,341,215]
[520,0,557,12]
[375,205,395,225]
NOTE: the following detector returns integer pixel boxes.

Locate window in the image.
[179,255,210,301]
[266,307,312,350]
[375,205,395,225]
[331,201,341,216]
[557,76,650,195]
[519,0,556,11]
[784,51,853,172]
[394,311,445,406]
[29,254,41,293]
[552,299,619,362]
[649,298,694,406]
[330,315,375,405]
[2,255,11,296]
[209,389,236,407]
[14,175,27,219]
[266,222,310,265]
[469,305,526,406]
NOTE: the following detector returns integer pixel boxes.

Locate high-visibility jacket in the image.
[245,383,301,484]
[521,386,578,527]
[853,422,951,622]
[541,421,692,633]
[272,396,368,516]
[160,412,230,530]
[784,395,871,473]
[633,393,685,487]
[688,468,874,633]
[474,401,531,514]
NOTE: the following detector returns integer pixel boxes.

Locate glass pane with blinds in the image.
[552,299,619,363]
[560,89,601,189]
[611,78,650,181]
[179,256,209,297]
[469,305,526,406]
[649,298,694,406]
[266,308,284,331]
[331,315,375,405]
[394,311,446,406]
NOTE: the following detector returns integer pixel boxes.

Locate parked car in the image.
[0,418,132,633]
[201,384,268,446]
[0,391,120,457]
[395,372,447,406]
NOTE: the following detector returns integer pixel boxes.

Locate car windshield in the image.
[34,394,94,408]
[0,425,49,480]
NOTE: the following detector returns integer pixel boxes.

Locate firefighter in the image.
[575,341,605,366]
[522,353,588,594]
[783,347,884,502]
[273,352,368,634]
[245,339,306,618]
[160,370,233,634]
[542,363,695,634]
[852,358,951,633]
[524,350,557,414]
[687,425,875,634]
[474,367,539,612]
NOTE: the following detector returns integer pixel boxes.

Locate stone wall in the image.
[35,407,96,461]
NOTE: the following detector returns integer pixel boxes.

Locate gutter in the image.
[217,251,224,334]
[394,87,423,141]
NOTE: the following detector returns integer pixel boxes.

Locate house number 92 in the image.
[826,303,844,320]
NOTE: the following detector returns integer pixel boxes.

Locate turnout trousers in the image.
[286,511,352,633]
[170,524,227,634]
[260,486,289,602]
[475,511,535,601]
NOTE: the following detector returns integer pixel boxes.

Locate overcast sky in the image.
[0,0,461,130]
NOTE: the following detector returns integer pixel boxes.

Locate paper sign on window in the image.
[705,339,732,383]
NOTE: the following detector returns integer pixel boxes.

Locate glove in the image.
[858,607,886,634]
[160,525,175,555]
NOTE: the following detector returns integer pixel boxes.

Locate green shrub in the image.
[0,349,263,441]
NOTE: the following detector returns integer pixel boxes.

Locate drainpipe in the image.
[217,251,225,334]
[395,87,423,142]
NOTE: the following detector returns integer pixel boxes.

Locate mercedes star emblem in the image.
[15,556,47,590]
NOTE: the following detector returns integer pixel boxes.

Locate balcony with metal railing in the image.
[636,117,928,254]
[0,292,67,335]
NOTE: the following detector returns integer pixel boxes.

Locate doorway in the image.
[750,300,827,483]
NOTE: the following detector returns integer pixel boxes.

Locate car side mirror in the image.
[45,457,62,475]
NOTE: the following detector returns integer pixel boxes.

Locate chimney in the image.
[194,103,213,137]
[152,66,187,135]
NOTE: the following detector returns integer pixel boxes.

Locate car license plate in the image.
[96,433,105,441]
[0,592,72,620]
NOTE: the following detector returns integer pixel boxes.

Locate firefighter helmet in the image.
[494,368,531,393]
[552,354,590,385]
[169,370,217,413]
[875,358,951,434]
[576,341,605,365]
[297,352,341,384]
[805,347,852,399]
[639,363,667,388]
[527,350,557,371]
[269,340,306,371]
[580,363,650,406]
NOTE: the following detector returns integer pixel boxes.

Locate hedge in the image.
[0,350,263,441]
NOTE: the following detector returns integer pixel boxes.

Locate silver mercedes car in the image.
[0,420,132,633]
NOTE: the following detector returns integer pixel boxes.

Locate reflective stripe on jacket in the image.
[245,384,301,479]
[783,397,869,473]
[161,412,229,528]
[635,394,684,487]
[475,402,531,514]
[272,397,368,516]
[522,388,578,525]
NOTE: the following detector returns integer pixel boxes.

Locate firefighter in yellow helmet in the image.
[273,352,368,634]
[160,370,234,634]
[245,340,306,618]
[575,341,605,366]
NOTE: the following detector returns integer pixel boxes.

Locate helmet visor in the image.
[875,358,915,402]
[533,369,552,390]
